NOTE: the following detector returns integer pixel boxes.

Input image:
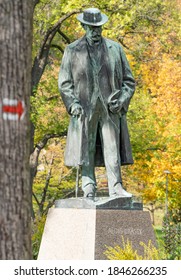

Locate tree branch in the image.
[137,14,161,25]
[32,192,41,207]
[32,9,81,90]
[46,94,60,101]
[39,154,54,213]
[146,146,167,152]
[30,133,65,181]
[51,44,64,53]
[116,37,130,50]
[58,30,71,44]
[33,0,41,10]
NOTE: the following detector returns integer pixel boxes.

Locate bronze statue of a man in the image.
[58,8,135,199]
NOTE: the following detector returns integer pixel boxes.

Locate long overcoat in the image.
[58,36,135,167]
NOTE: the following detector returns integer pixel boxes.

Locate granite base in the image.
[38,198,156,260]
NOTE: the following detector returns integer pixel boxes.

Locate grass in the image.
[154,226,165,253]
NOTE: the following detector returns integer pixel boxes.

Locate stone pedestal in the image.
[95,210,156,259]
[38,197,156,260]
[54,196,143,210]
[38,208,96,260]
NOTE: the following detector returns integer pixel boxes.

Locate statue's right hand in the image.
[71,103,84,117]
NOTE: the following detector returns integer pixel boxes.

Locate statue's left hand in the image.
[108,100,122,113]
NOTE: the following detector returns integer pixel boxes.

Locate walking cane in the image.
[75,165,81,198]
[74,113,84,198]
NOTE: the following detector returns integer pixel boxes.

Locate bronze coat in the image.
[58,36,135,167]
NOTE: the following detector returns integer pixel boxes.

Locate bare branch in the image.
[32,9,81,90]
[51,44,64,53]
[39,154,55,213]
[116,37,130,50]
[62,190,75,199]
[32,192,40,207]
[137,14,161,25]
[46,94,60,101]
[58,167,75,184]
[35,133,65,151]
[58,30,71,44]
[43,189,75,215]
[33,0,41,10]
[30,133,65,181]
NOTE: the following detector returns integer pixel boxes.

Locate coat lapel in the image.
[102,39,116,93]
[74,37,89,69]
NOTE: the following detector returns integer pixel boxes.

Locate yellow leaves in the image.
[31,63,69,144]
[142,186,158,202]
[104,237,164,260]
[126,54,136,68]
[31,0,181,211]
[104,237,143,260]
[141,54,181,118]
[124,44,180,207]
[33,140,75,193]
[138,51,181,197]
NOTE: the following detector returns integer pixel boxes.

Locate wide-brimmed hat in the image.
[77,8,108,26]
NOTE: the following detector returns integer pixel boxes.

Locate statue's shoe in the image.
[110,184,132,198]
[83,184,96,199]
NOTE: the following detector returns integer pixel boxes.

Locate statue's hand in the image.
[108,100,122,113]
[71,103,84,117]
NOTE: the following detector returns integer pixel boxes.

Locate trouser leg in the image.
[82,112,98,195]
[99,114,122,195]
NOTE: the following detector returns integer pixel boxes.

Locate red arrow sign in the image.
[2,101,24,119]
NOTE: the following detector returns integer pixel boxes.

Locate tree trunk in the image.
[0,0,33,259]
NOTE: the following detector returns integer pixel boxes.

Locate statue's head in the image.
[77,8,108,27]
[77,8,108,43]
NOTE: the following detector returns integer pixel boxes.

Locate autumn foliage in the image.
[31,0,181,218]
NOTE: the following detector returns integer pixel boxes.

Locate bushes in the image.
[104,214,181,260]
[104,237,165,260]
[32,216,46,260]
[162,212,181,260]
